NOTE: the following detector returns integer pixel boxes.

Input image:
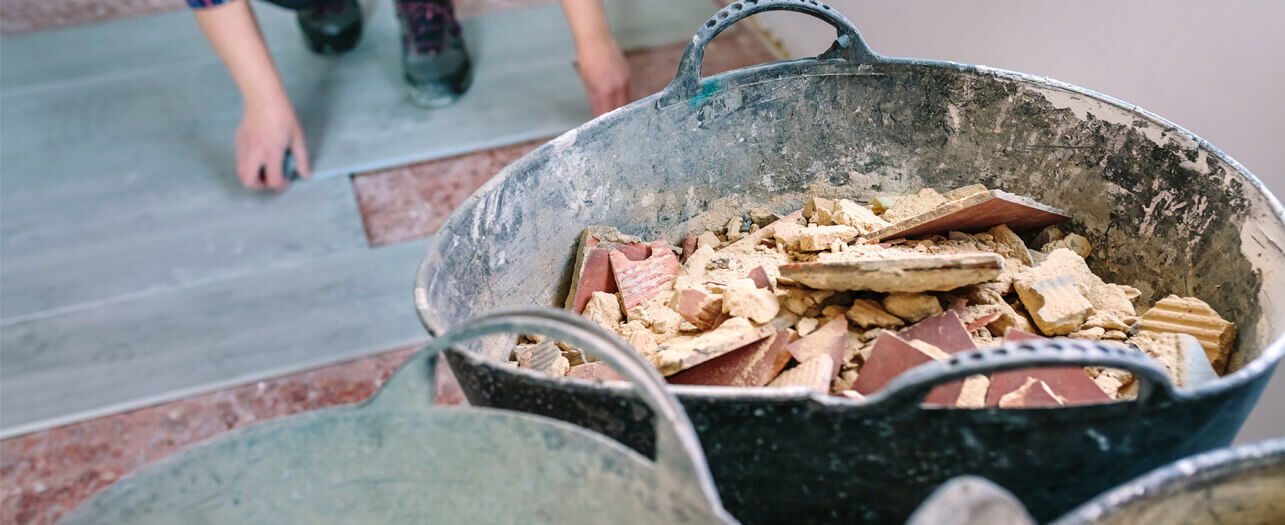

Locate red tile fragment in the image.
[984,328,1111,406]
[669,330,793,387]
[682,233,699,262]
[786,317,848,378]
[676,288,724,330]
[966,311,1003,332]
[610,241,681,312]
[1002,378,1065,408]
[898,310,975,354]
[567,237,649,314]
[747,265,773,290]
[567,362,624,382]
[853,332,962,406]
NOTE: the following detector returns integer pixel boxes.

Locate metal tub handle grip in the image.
[870,339,1181,411]
[658,0,880,106]
[405,306,730,522]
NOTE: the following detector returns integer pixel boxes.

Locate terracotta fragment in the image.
[786,317,848,378]
[984,329,1110,406]
[1129,331,1219,387]
[564,226,647,311]
[853,332,962,405]
[567,362,624,382]
[610,241,682,312]
[898,310,975,354]
[674,288,723,330]
[669,330,793,387]
[997,377,1066,408]
[649,317,774,376]
[867,190,1069,241]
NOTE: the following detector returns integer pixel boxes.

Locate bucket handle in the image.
[872,338,1181,412]
[658,0,880,107]
[406,307,730,522]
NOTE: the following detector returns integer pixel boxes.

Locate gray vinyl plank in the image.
[0,0,713,318]
[0,0,715,435]
[0,240,431,437]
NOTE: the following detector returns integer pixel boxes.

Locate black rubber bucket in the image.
[414,0,1285,522]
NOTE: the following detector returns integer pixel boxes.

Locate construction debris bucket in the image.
[907,438,1285,524]
[414,0,1285,522]
[58,309,735,524]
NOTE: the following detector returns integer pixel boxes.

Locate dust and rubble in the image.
[511,184,1236,408]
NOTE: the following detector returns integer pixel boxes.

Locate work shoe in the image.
[297,0,364,55]
[396,0,473,108]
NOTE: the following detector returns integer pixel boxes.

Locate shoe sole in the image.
[303,23,363,56]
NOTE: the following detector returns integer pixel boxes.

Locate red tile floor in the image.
[0,8,777,524]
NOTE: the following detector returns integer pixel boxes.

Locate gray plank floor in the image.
[0,0,715,437]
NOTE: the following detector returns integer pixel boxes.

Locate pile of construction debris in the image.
[512,184,1235,408]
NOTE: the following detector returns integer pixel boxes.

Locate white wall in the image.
[749,1,1284,442]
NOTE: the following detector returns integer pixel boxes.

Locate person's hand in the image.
[234,97,311,190]
[574,37,630,116]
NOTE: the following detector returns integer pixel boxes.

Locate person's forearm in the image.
[194,0,288,110]
[558,0,614,48]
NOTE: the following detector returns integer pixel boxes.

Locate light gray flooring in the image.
[0,0,715,437]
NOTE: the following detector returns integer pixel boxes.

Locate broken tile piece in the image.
[748,207,778,227]
[610,241,681,312]
[853,332,963,405]
[582,291,623,331]
[518,341,570,377]
[797,225,861,251]
[767,354,835,392]
[747,265,774,290]
[882,293,943,323]
[697,231,721,251]
[796,317,820,336]
[1041,233,1092,258]
[787,317,848,378]
[1137,295,1236,374]
[1015,274,1094,335]
[898,310,976,354]
[780,253,1004,293]
[867,190,1069,241]
[846,299,905,329]
[723,278,780,324]
[616,320,659,355]
[669,330,792,387]
[675,288,723,330]
[997,377,1066,408]
[1015,248,1135,328]
[839,390,867,401]
[988,224,1034,266]
[567,362,624,382]
[957,375,990,408]
[803,197,836,224]
[564,226,647,313]
[881,188,949,224]
[649,317,774,375]
[942,184,989,201]
[681,233,699,262]
[984,328,1111,406]
[1130,331,1219,387]
[831,199,890,235]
